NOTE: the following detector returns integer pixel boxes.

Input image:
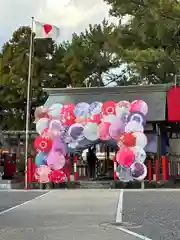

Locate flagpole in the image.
[25,16,34,189]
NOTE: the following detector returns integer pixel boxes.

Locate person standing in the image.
[87,147,97,179]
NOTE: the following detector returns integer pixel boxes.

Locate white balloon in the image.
[132,131,148,148]
[83,122,99,141]
[48,103,63,118]
[125,120,144,133]
[68,141,78,149]
[116,166,133,182]
[49,119,62,130]
[116,101,130,117]
[36,118,49,134]
[132,146,146,163]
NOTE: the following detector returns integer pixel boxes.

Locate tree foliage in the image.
[0,23,123,130]
[104,0,180,83]
[1,1,180,129]
[0,26,58,129]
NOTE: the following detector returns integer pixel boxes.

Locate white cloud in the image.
[0,0,118,45]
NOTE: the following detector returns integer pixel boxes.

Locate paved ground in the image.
[0,191,48,213]
[123,190,180,240]
[0,189,180,239]
[0,190,138,240]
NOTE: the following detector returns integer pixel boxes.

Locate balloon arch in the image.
[33,100,148,183]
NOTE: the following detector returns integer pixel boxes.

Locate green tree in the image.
[0,26,67,130]
[55,20,123,87]
[104,0,180,84]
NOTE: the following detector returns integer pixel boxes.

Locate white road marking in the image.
[117,226,152,240]
[0,191,51,216]
[116,188,152,239]
[123,189,180,192]
[116,189,124,223]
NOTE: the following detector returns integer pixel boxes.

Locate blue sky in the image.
[0,0,119,47]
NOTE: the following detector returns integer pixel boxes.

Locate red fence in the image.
[26,157,71,188]
[167,155,180,179]
[27,154,180,187]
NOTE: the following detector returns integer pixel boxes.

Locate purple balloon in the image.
[47,150,65,170]
[127,111,146,126]
[68,123,84,141]
[74,102,90,117]
[130,162,144,178]
[52,137,67,156]
[109,118,125,139]
[88,102,102,115]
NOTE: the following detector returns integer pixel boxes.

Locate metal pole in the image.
[25,17,34,189]
[175,74,177,86]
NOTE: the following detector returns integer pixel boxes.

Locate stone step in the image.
[79,181,112,189]
[0,179,24,189]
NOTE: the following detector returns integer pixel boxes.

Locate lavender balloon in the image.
[130,162,147,181]
[68,123,84,141]
[74,102,90,117]
[109,118,125,139]
[52,137,67,156]
[47,150,65,170]
[127,111,146,126]
[88,102,102,115]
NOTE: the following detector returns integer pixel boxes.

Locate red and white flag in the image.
[34,21,60,40]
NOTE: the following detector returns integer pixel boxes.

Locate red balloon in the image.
[48,169,67,183]
[102,101,117,116]
[116,147,134,167]
[89,113,102,124]
[61,104,75,115]
[61,112,76,125]
[34,135,52,152]
[120,132,136,147]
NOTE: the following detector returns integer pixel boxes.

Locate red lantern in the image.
[48,169,67,183]
[34,135,52,152]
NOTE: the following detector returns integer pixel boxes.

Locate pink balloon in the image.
[109,118,125,139]
[130,100,148,115]
[98,122,111,140]
[36,165,51,183]
[89,113,102,124]
[47,151,65,170]
[34,106,48,122]
[116,147,134,167]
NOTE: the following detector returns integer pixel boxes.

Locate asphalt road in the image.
[0,190,137,240]
[0,189,180,239]
[123,190,180,240]
[0,190,48,212]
